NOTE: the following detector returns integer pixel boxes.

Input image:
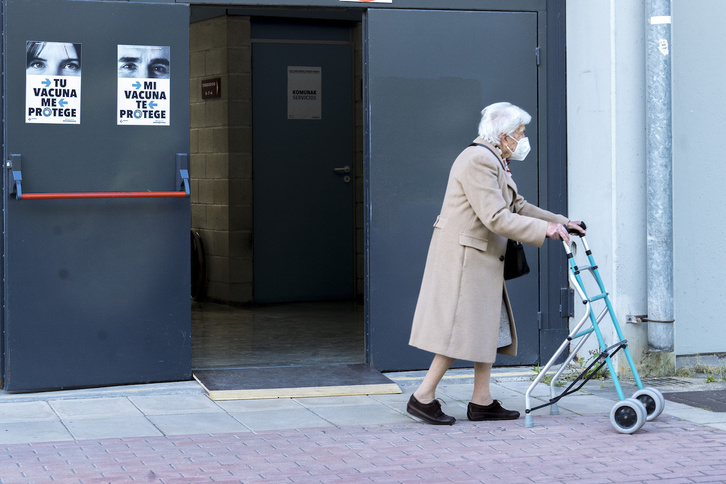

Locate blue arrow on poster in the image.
[26,75,81,124]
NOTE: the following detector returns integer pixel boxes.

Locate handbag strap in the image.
[469,142,508,172]
[470,142,516,217]
[469,142,498,157]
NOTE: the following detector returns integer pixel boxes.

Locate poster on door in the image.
[117,45,170,126]
[287,66,322,120]
[25,41,82,124]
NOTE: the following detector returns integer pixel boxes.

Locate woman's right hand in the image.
[547,222,571,244]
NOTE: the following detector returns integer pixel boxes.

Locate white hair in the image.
[477,102,532,145]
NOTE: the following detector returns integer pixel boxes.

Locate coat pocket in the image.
[459,234,488,252]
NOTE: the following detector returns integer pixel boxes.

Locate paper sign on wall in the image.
[25,41,82,124]
[117,45,170,126]
[288,66,321,120]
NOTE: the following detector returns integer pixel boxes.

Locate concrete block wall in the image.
[190,15,253,304]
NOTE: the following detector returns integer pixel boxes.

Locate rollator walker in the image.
[524,223,666,433]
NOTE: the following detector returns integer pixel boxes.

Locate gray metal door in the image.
[252,24,354,303]
[2,0,190,391]
[366,9,542,370]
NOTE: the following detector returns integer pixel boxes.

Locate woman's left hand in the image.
[566,221,586,236]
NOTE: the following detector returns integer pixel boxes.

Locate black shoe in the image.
[467,400,520,421]
[407,395,456,425]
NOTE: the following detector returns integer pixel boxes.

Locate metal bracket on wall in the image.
[626,314,675,324]
[560,287,575,318]
[6,153,190,200]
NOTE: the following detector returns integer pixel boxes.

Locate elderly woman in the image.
[407,102,585,425]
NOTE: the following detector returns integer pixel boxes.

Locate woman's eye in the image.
[28,60,46,70]
[63,61,80,71]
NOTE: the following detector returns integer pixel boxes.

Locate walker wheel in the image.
[610,398,647,434]
[633,387,665,421]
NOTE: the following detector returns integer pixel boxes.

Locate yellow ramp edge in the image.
[194,374,401,401]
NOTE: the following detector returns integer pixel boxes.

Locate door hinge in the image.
[535,46,541,66]
[560,288,575,318]
[537,311,542,330]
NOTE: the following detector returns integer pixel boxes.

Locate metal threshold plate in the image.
[663,389,726,412]
[193,363,401,401]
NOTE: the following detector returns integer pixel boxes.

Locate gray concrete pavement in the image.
[0,367,725,482]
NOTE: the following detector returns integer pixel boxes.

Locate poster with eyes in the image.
[117,44,170,126]
[25,41,82,124]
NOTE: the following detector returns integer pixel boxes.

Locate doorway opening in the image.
[189,9,365,371]
[192,301,364,369]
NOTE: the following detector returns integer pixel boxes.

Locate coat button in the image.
[499,255,505,261]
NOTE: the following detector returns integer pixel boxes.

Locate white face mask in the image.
[507,134,531,161]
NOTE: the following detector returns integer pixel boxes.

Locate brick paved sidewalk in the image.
[1,414,725,483]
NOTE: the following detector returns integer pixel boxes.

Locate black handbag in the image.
[504,239,530,280]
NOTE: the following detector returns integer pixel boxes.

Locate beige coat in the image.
[409,138,569,363]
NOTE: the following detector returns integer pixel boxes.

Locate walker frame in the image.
[524,226,665,433]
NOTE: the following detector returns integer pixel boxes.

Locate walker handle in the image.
[567,221,587,235]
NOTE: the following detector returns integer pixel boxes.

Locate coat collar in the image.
[472,137,510,174]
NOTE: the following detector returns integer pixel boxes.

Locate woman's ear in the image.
[498,133,510,155]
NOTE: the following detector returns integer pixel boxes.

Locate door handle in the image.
[333,166,351,174]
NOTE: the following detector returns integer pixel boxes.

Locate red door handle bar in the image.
[7,155,191,200]
[21,191,188,200]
